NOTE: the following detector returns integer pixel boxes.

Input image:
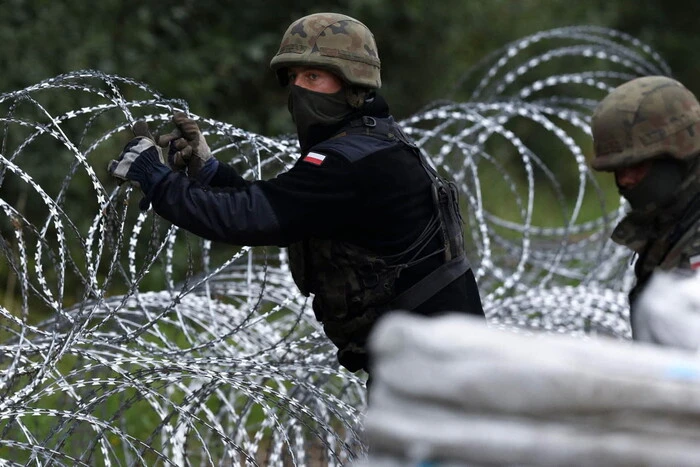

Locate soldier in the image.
[108,13,485,378]
[590,76,700,336]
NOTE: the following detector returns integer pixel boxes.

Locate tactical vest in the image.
[288,116,470,372]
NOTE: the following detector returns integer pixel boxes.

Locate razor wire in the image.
[0,27,670,465]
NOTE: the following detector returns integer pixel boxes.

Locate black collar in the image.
[301,93,391,153]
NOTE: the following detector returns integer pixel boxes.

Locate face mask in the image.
[618,159,686,211]
[288,85,353,151]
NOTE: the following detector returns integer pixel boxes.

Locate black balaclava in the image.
[288,85,354,153]
[618,158,687,211]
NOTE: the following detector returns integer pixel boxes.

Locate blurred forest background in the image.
[0,0,696,315]
[1,0,696,134]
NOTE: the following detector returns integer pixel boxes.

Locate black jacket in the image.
[148,95,484,354]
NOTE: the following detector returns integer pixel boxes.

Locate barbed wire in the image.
[0,26,669,465]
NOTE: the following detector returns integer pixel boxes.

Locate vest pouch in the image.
[432,178,465,261]
[287,240,311,296]
[314,241,398,324]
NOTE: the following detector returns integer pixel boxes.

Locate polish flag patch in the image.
[690,254,700,270]
[303,152,326,166]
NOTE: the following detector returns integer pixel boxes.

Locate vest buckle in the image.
[362,116,377,128]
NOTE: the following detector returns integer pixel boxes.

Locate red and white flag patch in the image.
[303,152,326,166]
[690,254,700,270]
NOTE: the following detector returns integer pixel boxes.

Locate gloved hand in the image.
[109,121,171,209]
[157,112,217,182]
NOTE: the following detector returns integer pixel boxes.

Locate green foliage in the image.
[0,1,690,128]
[0,0,617,129]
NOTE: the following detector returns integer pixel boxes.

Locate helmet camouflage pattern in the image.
[591,76,700,171]
[270,12,381,89]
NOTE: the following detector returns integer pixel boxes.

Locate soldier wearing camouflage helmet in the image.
[269,12,382,153]
[270,12,381,89]
[591,75,700,334]
[108,12,485,384]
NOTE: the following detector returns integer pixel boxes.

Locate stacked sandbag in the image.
[357,312,700,466]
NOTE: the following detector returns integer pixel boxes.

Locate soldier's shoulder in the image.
[312,133,399,164]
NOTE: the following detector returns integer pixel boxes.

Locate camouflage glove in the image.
[157,112,216,181]
[109,121,170,209]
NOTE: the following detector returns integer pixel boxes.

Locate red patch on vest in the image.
[690,254,700,270]
[303,152,326,166]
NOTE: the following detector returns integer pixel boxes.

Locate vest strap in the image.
[389,255,471,310]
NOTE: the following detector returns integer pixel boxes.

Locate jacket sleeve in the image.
[148,152,357,246]
[208,162,252,189]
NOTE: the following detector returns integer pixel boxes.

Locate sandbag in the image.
[359,312,700,466]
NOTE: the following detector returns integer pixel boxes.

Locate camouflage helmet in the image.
[591,76,700,172]
[270,13,381,89]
